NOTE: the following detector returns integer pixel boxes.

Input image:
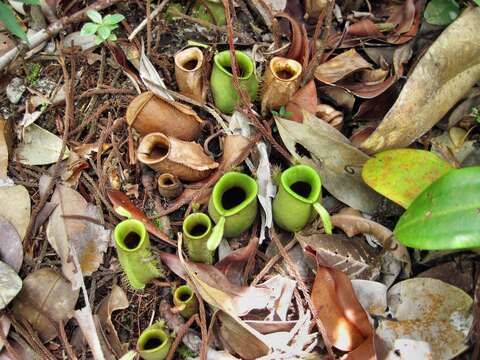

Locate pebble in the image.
[6,77,25,104]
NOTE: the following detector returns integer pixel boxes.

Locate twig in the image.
[58,320,78,360]
[0,321,21,360]
[146,0,152,54]
[165,314,198,360]
[128,0,170,40]
[0,0,124,71]
[302,0,336,85]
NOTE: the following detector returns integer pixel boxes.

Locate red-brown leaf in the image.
[107,189,175,247]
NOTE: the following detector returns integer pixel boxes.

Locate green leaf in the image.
[97,25,111,40]
[17,0,40,4]
[103,13,125,25]
[424,0,460,25]
[0,3,27,41]
[108,33,117,42]
[394,167,480,250]
[475,0,480,6]
[362,149,452,208]
[94,35,104,45]
[80,22,98,36]
[86,9,103,24]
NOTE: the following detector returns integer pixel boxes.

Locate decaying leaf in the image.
[275,112,383,214]
[96,285,129,358]
[332,208,411,276]
[314,49,372,84]
[377,278,473,360]
[160,251,273,317]
[361,7,480,153]
[0,185,30,240]
[296,231,380,280]
[0,217,22,272]
[351,280,387,317]
[218,311,270,359]
[0,261,21,310]
[46,185,110,289]
[75,307,105,360]
[311,264,373,352]
[12,268,79,341]
[417,260,475,294]
[0,315,10,352]
[362,149,453,208]
[216,236,258,285]
[15,124,70,165]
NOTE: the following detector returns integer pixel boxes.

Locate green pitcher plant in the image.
[137,321,172,360]
[272,165,332,233]
[173,284,199,318]
[114,219,163,290]
[210,50,258,114]
[183,212,214,264]
[207,172,258,251]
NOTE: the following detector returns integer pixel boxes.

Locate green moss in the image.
[177,345,197,359]
[191,1,226,26]
[25,63,41,86]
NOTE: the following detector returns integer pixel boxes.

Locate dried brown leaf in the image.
[12,268,79,341]
[46,185,110,289]
[0,217,22,272]
[362,7,480,153]
[314,49,372,84]
[96,285,129,358]
[215,236,258,285]
[0,185,30,240]
[297,231,380,280]
[331,208,411,275]
[0,118,8,179]
[0,261,21,310]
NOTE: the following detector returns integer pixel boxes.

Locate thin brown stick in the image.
[0,321,21,360]
[165,314,198,360]
[146,0,152,55]
[302,0,336,85]
[58,320,78,360]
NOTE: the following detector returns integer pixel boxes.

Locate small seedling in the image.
[470,106,480,124]
[81,10,125,45]
[271,105,293,118]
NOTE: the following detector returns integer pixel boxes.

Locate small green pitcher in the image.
[183,212,214,264]
[173,284,199,318]
[114,219,163,290]
[137,322,171,360]
[210,50,258,114]
[207,172,258,250]
[272,165,332,233]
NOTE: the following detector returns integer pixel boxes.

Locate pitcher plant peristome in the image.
[173,284,199,318]
[114,219,163,290]
[174,47,205,103]
[126,92,203,141]
[182,212,214,264]
[210,50,258,114]
[207,172,258,250]
[137,321,171,360]
[137,132,219,182]
[261,56,302,115]
[272,165,332,233]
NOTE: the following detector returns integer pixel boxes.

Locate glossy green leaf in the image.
[362,149,452,208]
[424,0,459,25]
[103,14,125,25]
[80,22,98,36]
[17,0,40,4]
[0,3,27,41]
[87,10,102,24]
[394,167,480,250]
[475,0,480,6]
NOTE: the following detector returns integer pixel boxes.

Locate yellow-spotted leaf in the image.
[362,149,452,208]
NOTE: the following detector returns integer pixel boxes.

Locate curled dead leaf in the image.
[0,217,22,272]
[331,208,411,275]
[314,49,372,85]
